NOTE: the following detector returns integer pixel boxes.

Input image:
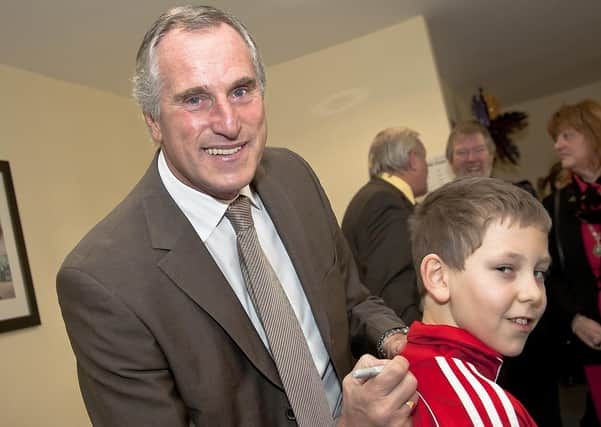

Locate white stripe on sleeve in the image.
[417,391,441,427]
[453,358,503,427]
[435,356,484,426]
[467,362,520,427]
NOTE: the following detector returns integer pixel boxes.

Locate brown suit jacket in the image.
[57,148,402,426]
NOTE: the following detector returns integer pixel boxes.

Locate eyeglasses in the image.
[453,145,488,158]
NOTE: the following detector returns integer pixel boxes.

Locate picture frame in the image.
[0,161,40,333]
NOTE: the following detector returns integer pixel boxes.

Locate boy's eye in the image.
[496,266,513,274]
[534,269,548,282]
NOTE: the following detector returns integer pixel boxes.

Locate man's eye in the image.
[231,87,249,98]
[455,150,467,157]
[185,95,202,105]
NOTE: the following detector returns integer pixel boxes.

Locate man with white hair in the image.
[342,127,428,325]
[57,6,417,427]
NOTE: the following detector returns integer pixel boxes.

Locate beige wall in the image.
[0,64,155,426]
[0,14,449,426]
[266,16,450,219]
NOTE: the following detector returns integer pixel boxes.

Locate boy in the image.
[404,177,551,426]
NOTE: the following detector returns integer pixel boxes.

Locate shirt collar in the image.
[378,173,416,204]
[157,150,259,242]
[407,321,503,381]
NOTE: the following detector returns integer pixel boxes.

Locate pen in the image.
[351,365,385,379]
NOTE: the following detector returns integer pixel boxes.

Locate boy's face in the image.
[445,220,550,356]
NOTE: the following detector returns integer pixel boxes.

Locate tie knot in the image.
[226,195,253,233]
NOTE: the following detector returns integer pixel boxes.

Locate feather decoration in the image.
[471,88,528,165]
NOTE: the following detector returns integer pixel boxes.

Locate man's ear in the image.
[420,254,451,304]
[144,112,163,143]
[408,150,419,171]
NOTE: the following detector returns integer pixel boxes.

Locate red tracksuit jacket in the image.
[402,322,537,426]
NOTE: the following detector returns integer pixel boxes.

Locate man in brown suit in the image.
[57,6,416,427]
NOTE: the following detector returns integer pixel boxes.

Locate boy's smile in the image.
[444,220,550,356]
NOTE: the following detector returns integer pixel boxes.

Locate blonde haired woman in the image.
[545,99,601,426]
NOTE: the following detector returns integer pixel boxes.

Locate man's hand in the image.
[337,354,418,427]
[572,314,601,350]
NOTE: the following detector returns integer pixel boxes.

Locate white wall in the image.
[440,80,473,125]
[266,16,450,219]
[0,64,155,427]
[494,79,601,189]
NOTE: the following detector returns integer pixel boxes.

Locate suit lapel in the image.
[253,164,333,349]
[140,161,282,387]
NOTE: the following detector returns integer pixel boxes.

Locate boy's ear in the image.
[420,254,451,304]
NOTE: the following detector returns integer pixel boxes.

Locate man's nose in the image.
[210,98,241,139]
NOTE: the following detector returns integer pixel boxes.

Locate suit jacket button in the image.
[286,408,296,421]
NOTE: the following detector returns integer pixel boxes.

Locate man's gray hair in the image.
[445,121,495,162]
[132,5,266,121]
[368,127,423,178]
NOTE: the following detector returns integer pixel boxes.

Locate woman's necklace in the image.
[587,223,601,257]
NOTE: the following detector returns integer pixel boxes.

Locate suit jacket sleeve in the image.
[57,267,189,427]
[359,194,419,323]
[288,152,405,357]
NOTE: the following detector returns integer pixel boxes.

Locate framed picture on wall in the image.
[0,161,40,333]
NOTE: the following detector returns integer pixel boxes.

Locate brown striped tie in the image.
[226,195,333,427]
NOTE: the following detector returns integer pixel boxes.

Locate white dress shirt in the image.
[157,151,341,415]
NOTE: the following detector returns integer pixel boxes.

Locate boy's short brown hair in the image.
[409,177,551,294]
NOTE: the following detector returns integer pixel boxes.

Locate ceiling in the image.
[2,0,601,108]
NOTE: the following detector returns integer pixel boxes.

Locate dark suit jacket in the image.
[57,148,402,427]
[543,184,601,366]
[341,178,421,324]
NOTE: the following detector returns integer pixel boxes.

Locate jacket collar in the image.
[138,151,332,387]
[141,152,282,386]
